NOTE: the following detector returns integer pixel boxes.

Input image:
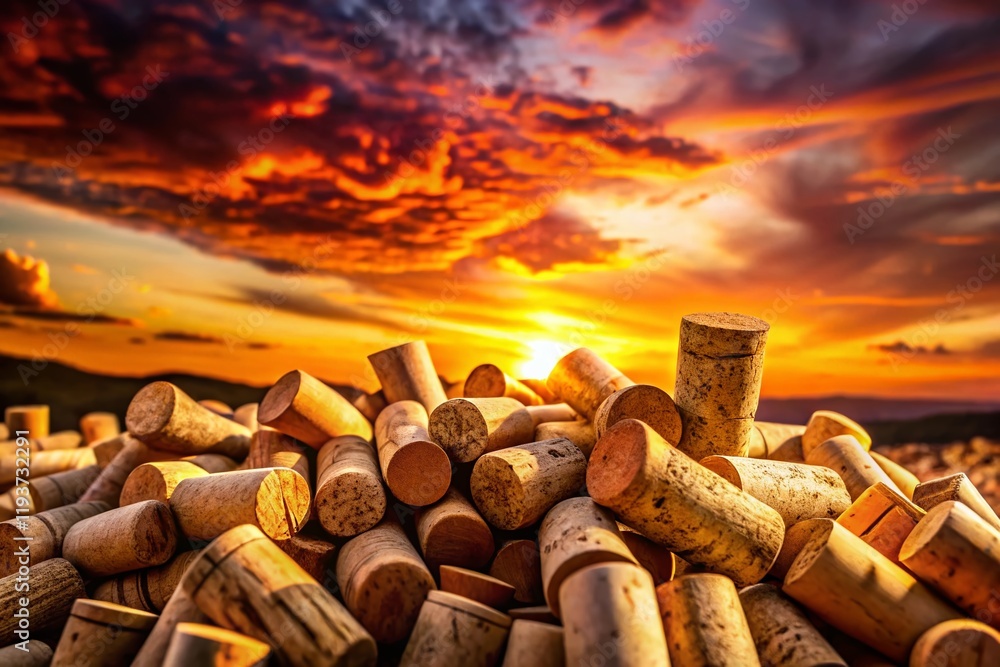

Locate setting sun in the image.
[517,340,570,380]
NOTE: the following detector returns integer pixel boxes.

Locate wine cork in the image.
[89,432,128,468]
[535,419,596,458]
[90,548,202,613]
[770,518,834,579]
[593,384,683,446]
[126,382,252,458]
[415,487,494,572]
[617,525,676,585]
[232,402,259,433]
[5,405,50,438]
[805,435,902,501]
[163,622,271,667]
[739,583,846,667]
[0,641,53,666]
[50,599,158,667]
[802,411,871,457]
[490,539,543,604]
[80,436,175,507]
[0,558,85,643]
[337,517,437,643]
[471,437,587,530]
[700,456,852,526]
[465,364,546,406]
[508,606,557,623]
[198,399,233,417]
[121,461,209,505]
[131,586,208,667]
[400,590,511,667]
[440,565,515,609]
[184,524,376,667]
[870,451,919,499]
[0,501,110,577]
[539,497,638,617]
[29,464,101,513]
[899,501,1000,629]
[560,562,669,667]
[674,312,769,459]
[782,519,960,662]
[748,422,805,459]
[0,447,96,486]
[429,397,535,463]
[521,378,558,403]
[912,473,1000,533]
[276,532,338,583]
[257,369,372,446]
[182,453,238,473]
[588,420,784,586]
[525,403,578,427]
[352,390,387,424]
[315,435,386,537]
[545,348,633,421]
[374,401,451,506]
[63,500,177,577]
[368,340,448,413]
[910,619,1000,667]
[501,620,564,667]
[837,482,924,563]
[656,573,759,667]
[79,411,121,444]
[169,468,310,541]
[247,428,311,484]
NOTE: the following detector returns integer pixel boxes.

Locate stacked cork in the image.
[0,315,997,667]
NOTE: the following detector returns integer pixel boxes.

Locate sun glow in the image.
[517,340,569,380]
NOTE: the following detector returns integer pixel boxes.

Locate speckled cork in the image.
[62,500,177,577]
[464,364,546,406]
[399,590,511,667]
[257,369,373,447]
[374,400,451,506]
[429,397,535,463]
[545,348,634,421]
[739,583,846,667]
[414,487,494,573]
[315,435,386,537]
[0,501,110,577]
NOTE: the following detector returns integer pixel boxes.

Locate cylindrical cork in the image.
[0,641,53,666]
[429,397,535,463]
[508,606,558,623]
[257,369,373,447]
[656,573,759,667]
[352,391,387,424]
[374,401,451,506]
[910,619,1000,667]
[465,364,546,406]
[246,428,310,480]
[471,438,587,531]
[163,622,271,667]
[700,456,852,526]
[748,422,805,459]
[336,517,437,643]
[29,464,101,513]
[869,451,919,499]
[232,402,259,433]
[593,384,683,446]
[80,436,174,507]
[739,583,846,667]
[90,548,202,613]
[198,399,233,417]
[120,461,209,505]
[520,378,558,403]
[126,382,252,458]
[535,419,596,458]
[770,518,835,579]
[561,562,669,667]
[501,619,564,667]
[184,524,376,667]
[539,497,638,617]
[588,420,784,586]
[899,501,1000,629]
[169,468,310,541]
[912,473,1000,533]
[0,447,95,486]
[368,340,448,413]
[837,482,924,563]
[5,405,50,438]
[618,525,676,585]
[525,403,578,427]
[440,565,515,609]
[315,435,386,537]
[782,519,960,663]
[50,599,158,667]
[132,580,209,667]
[276,532,338,583]
[490,539,543,604]
[0,501,110,577]
[79,411,121,444]
[802,410,871,457]
[400,591,511,667]
[415,487,494,573]
[62,500,177,577]
[805,435,902,501]
[674,312,769,459]
[89,432,128,468]
[182,453,238,473]
[0,558,85,643]
[545,348,634,421]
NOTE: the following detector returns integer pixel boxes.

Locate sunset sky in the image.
[1,0,999,398]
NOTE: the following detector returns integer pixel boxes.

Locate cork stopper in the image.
[679,312,769,356]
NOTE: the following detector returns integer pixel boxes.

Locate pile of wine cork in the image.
[2,313,999,666]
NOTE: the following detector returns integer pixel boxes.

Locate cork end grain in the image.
[680,312,770,357]
[783,519,836,587]
[0,523,26,576]
[257,370,303,425]
[385,439,451,506]
[897,500,961,563]
[254,468,311,540]
[698,456,743,489]
[586,419,648,507]
[429,399,489,462]
[594,384,683,445]
[131,500,179,566]
[317,469,386,537]
[126,382,178,437]
[464,364,506,397]
[471,455,527,530]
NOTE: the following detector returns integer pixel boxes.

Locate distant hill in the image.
[756,395,1000,424]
